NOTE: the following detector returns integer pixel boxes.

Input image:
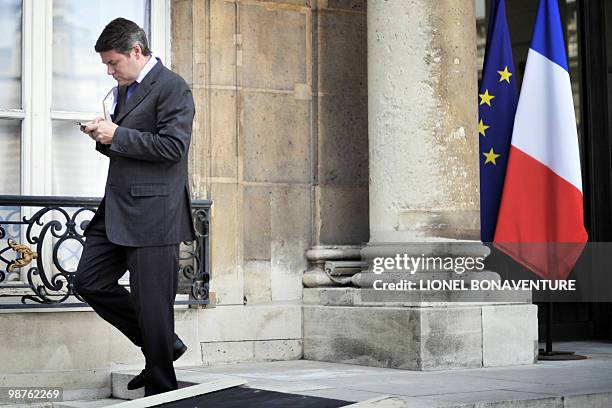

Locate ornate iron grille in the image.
[0,195,211,309]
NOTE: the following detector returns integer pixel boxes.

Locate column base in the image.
[303,245,364,287]
[303,288,538,370]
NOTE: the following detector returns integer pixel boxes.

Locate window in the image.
[0,1,22,196]
[0,0,170,284]
[0,0,170,198]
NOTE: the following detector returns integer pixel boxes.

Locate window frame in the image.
[0,0,171,197]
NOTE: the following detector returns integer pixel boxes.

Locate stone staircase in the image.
[5,341,612,407]
[41,354,612,407]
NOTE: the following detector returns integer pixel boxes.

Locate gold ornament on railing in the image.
[7,239,38,273]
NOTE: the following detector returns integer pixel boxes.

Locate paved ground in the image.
[56,341,612,407]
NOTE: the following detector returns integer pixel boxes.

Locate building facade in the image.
[0,0,610,398]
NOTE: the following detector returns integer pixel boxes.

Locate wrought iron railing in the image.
[0,195,212,309]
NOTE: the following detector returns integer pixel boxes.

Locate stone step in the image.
[52,399,124,408]
[51,374,246,407]
[52,391,612,408]
[109,378,247,407]
[111,372,197,400]
[111,369,244,400]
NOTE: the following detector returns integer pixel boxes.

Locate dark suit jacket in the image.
[86,60,196,247]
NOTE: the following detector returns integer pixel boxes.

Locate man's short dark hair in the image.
[95,18,151,56]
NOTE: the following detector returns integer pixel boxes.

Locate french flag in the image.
[493,0,588,280]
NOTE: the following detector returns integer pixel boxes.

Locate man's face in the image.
[99,47,142,86]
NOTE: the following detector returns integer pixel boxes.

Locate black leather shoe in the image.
[127,338,188,390]
[173,337,188,361]
[127,368,150,391]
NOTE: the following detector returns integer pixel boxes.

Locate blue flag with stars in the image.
[479,0,518,242]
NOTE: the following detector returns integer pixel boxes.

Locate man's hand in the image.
[80,117,102,141]
[84,119,118,145]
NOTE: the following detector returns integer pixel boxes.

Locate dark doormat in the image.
[156,385,352,408]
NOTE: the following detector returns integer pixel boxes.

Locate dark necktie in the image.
[126,81,139,102]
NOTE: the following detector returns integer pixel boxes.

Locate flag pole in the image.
[538,300,586,360]
[546,301,553,354]
[490,0,589,361]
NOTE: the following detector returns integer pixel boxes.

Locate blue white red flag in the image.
[479,0,518,242]
[494,0,588,280]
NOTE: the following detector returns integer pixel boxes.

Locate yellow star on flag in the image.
[479,89,495,107]
[478,119,490,137]
[483,148,501,165]
[498,66,513,83]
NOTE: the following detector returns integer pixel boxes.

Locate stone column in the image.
[303,1,368,289]
[367,0,479,243]
[303,0,538,370]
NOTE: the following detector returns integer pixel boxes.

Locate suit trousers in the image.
[74,211,179,396]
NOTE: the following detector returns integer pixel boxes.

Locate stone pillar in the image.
[303,0,538,370]
[303,1,368,289]
[367,0,479,243]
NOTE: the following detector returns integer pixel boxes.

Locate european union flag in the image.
[479,0,518,242]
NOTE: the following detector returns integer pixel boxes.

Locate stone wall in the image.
[171,0,369,308]
[0,2,369,395]
[314,0,369,245]
[0,305,301,399]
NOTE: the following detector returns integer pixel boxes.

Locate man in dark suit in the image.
[74,18,196,397]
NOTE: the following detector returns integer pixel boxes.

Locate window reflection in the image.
[0,206,20,282]
[51,120,108,197]
[51,0,149,198]
[566,0,581,129]
[476,0,486,84]
[0,0,22,109]
[0,119,20,195]
[52,0,149,113]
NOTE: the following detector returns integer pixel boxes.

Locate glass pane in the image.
[0,205,21,283]
[475,0,486,20]
[52,0,149,112]
[0,119,21,195]
[51,120,108,197]
[0,0,22,109]
[475,0,486,83]
[566,0,581,127]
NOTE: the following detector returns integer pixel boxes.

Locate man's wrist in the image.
[109,126,128,152]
